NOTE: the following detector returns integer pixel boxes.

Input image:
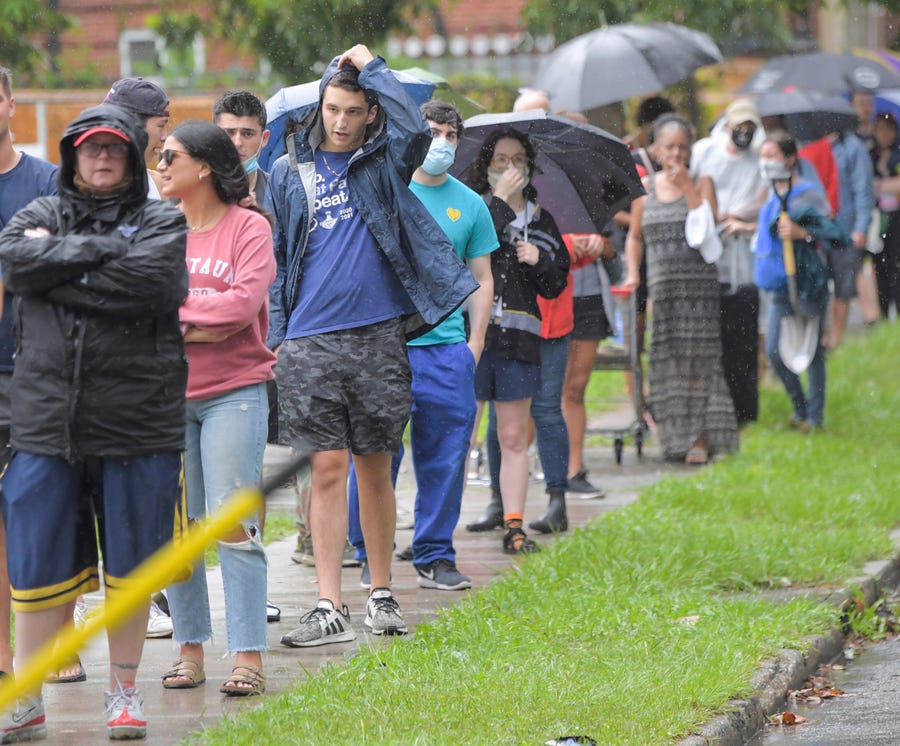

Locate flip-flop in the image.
[45,656,87,684]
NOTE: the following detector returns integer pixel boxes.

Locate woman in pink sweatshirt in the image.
[156,120,275,697]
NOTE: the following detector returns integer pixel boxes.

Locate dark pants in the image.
[874,210,900,317]
[719,284,760,426]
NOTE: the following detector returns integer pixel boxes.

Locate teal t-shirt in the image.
[408,175,498,346]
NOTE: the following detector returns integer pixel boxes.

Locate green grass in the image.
[187,323,900,745]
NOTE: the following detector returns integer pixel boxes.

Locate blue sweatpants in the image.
[348,342,476,567]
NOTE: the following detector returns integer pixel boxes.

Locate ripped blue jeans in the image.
[167,382,269,652]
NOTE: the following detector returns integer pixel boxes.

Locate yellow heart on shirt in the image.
[446,207,461,222]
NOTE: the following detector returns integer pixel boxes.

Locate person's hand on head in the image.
[337,45,375,71]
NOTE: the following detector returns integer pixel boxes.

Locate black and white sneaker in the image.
[280,600,356,647]
[416,559,472,591]
[364,588,408,636]
[566,469,606,499]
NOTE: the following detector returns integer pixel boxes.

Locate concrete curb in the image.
[677,541,900,745]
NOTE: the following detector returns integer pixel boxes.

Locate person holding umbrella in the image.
[461,127,569,554]
[753,130,840,431]
[624,114,738,464]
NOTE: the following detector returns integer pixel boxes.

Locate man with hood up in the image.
[0,103,188,742]
[266,44,476,646]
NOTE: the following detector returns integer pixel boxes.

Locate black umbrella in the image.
[449,110,644,233]
[755,90,858,141]
[740,52,900,95]
[532,22,722,111]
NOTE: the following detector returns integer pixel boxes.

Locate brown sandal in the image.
[219,664,266,697]
[161,656,206,689]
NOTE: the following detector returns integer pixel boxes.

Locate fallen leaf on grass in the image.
[768,711,807,726]
[676,615,700,626]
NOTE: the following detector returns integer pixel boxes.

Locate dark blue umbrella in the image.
[450,110,644,233]
[259,70,436,172]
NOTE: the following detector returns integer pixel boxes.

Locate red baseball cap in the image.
[73,126,131,147]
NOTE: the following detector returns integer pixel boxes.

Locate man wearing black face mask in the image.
[691,98,769,425]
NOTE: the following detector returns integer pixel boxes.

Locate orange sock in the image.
[504,514,523,530]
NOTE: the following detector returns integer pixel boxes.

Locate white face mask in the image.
[759,158,791,182]
[487,165,529,191]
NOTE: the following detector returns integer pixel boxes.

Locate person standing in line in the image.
[826,120,874,348]
[345,99,498,590]
[268,45,476,646]
[157,120,275,696]
[212,89,284,625]
[0,64,58,682]
[460,127,569,554]
[103,77,170,198]
[691,98,769,425]
[102,74,176,640]
[0,103,188,741]
[624,114,738,464]
[870,112,900,319]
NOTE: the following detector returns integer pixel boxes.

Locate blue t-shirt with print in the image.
[408,175,497,346]
[286,149,415,339]
[0,153,59,371]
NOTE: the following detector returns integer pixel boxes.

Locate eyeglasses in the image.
[158,149,190,166]
[491,153,528,169]
[77,141,130,159]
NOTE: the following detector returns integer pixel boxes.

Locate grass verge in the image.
[188,323,899,745]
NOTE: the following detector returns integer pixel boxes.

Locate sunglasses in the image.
[158,149,191,166]
[77,141,130,159]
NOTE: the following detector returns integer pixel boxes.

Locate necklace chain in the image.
[188,207,224,232]
[320,150,347,179]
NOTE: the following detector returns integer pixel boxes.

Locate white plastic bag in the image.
[684,199,723,264]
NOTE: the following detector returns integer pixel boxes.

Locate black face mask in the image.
[731,126,755,150]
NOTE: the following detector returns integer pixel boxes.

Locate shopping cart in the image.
[587,285,645,464]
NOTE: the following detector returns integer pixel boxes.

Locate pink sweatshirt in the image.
[180,204,276,400]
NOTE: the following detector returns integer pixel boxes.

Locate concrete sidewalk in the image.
[47,403,676,744]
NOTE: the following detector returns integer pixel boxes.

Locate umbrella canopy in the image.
[259,70,435,172]
[755,90,858,140]
[532,22,722,111]
[397,67,486,119]
[740,52,900,95]
[449,109,644,233]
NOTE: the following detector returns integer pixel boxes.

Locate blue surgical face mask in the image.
[242,154,260,175]
[421,138,456,176]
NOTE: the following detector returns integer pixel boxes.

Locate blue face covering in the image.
[421,138,456,176]
[243,154,260,175]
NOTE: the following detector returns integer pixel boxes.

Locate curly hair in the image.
[168,120,270,223]
[460,126,538,202]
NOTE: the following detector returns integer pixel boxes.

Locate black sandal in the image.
[502,527,540,556]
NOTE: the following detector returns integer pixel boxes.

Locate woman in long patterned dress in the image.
[624,114,738,464]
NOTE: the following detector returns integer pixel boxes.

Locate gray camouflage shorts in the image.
[275,319,412,455]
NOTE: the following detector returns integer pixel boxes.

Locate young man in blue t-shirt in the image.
[267,46,475,646]
[0,64,58,693]
[347,100,498,591]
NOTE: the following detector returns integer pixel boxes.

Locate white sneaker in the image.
[146,599,173,639]
[395,505,414,531]
[0,695,46,743]
[74,599,87,629]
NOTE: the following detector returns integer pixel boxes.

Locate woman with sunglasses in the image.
[0,103,188,740]
[156,121,275,697]
[460,126,569,555]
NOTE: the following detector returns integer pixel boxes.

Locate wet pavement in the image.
[48,403,675,744]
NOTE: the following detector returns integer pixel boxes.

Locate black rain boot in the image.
[528,488,568,534]
[466,487,503,531]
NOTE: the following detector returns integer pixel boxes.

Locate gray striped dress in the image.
[642,178,739,460]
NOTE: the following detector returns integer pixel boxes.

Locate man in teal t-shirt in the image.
[349,100,497,590]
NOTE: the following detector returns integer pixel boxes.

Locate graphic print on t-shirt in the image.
[312,149,354,234]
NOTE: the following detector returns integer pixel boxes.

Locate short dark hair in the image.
[420,99,463,137]
[461,126,538,202]
[213,90,267,129]
[326,68,379,111]
[636,96,675,127]
[763,129,799,161]
[0,66,12,100]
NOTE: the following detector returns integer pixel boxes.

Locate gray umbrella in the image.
[755,90,858,140]
[449,109,644,233]
[740,52,900,95]
[532,22,722,111]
